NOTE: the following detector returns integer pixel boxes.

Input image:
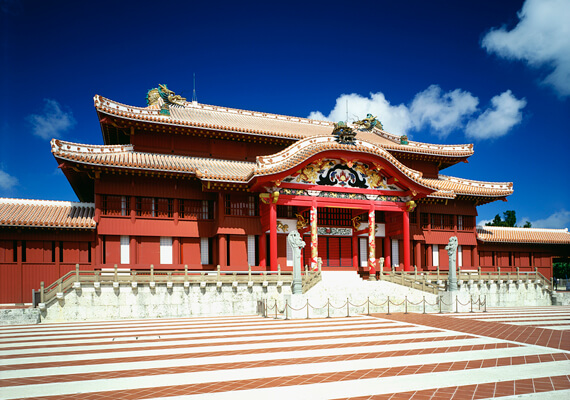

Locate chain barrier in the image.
[261,294,490,319]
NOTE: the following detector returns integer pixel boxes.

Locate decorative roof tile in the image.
[94,95,474,158]
[476,226,570,245]
[0,198,95,229]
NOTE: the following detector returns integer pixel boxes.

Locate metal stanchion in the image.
[470,295,474,313]
[346,297,350,317]
[275,299,278,319]
[306,299,310,319]
[387,296,391,315]
[285,300,289,320]
[438,296,442,314]
[326,298,331,318]
[484,295,487,312]
[404,296,408,314]
[455,296,458,313]
[367,296,370,316]
[423,296,426,314]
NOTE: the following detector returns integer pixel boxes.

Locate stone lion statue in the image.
[287,230,306,261]
[445,236,458,268]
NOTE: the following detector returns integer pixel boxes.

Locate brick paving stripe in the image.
[1,307,569,399]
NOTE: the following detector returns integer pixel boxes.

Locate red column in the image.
[352,234,358,271]
[415,241,422,270]
[218,235,227,268]
[173,237,180,265]
[368,207,376,279]
[472,245,479,268]
[130,236,137,266]
[259,233,267,269]
[310,199,318,268]
[269,202,277,271]
[384,235,391,270]
[403,211,411,271]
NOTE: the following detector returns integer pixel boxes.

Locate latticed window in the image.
[102,195,129,216]
[430,214,454,230]
[318,208,352,227]
[136,197,155,217]
[179,200,214,220]
[420,213,430,229]
[457,215,474,231]
[409,209,417,224]
[277,205,298,218]
[225,194,258,216]
[155,198,173,218]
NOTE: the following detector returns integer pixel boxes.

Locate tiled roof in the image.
[0,198,95,229]
[423,174,513,199]
[476,226,570,244]
[52,139,510,200]
[94,95,474,158]
[51,139,254,182]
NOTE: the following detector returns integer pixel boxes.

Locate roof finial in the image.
[192,73,198,103]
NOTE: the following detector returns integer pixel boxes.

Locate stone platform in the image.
[1,306,569,399]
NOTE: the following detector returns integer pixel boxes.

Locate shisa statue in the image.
[288,230,306,294]
[445,236,458,291]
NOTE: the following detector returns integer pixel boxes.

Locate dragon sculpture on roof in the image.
[146,84,187,107]
[353,114,383,131]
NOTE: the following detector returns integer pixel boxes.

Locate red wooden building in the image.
[1,85,569,304]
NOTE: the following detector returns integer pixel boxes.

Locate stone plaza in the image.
[1,306,569,399]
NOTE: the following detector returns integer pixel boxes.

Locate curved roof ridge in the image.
[95,94,335,128]
[253,136,443,192]
[439,174,513,189]
[0,197,94,208]
[51,139,134,154]
[477,226,569,233]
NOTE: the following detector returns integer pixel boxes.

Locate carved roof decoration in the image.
[94,93,474,159]
[52,138,512,200]
[476,226,570,245]
[0,198,95,229]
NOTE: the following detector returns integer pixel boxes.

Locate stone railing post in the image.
[75,264,80,282]
[40,281,45,303]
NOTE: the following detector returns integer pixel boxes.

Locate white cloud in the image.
[465,90,527,139]
[308,86,525,140]
[530,209,570,229]
[307,92,413,136]
[409,85,479,138]
[482,0,570,97]
[27,99,76,140]
[0,169,18,191]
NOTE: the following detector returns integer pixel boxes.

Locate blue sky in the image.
[1,0,569,229]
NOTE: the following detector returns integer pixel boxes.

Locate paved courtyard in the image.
[1,306,569,399]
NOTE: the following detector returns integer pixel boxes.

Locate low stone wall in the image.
[41,282,291,323]
[552,291,570,306]
[31,272,556,323]
[0,308,41,325]
[454,279,552,307]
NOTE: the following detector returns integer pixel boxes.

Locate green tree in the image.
[485,210,532,228]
